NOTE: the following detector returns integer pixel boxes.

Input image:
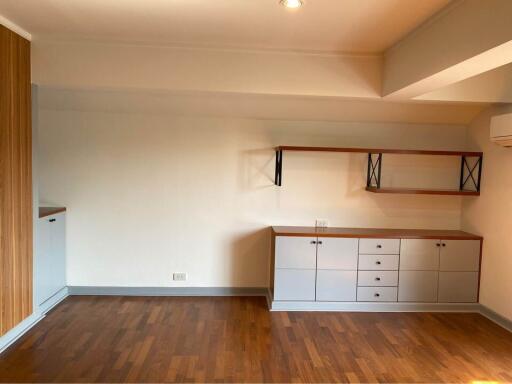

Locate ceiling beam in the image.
[383,0,512,99]
[32,40,381,99]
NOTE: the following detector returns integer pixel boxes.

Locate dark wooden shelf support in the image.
[275,149,283,186]
[459,154,483,193]
[366,153,383,189]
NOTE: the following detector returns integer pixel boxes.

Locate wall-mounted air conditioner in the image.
[490,113,512,147]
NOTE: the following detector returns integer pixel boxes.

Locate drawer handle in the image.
[375,261,381,265]
[374,293,380,297]
[49,218,56,223]
[376,245,382,249]
[375,277,381,281]
[310,241,317,244]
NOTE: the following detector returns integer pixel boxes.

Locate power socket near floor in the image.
[173,272,187,281]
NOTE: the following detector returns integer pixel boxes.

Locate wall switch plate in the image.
[315,219,329,228]
[173,272,187,281]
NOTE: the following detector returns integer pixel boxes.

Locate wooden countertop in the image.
[272,226,482,240]
[39,206,66,218]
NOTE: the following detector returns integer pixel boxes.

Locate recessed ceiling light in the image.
[280,0,303,9]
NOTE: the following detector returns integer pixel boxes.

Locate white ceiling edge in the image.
[0,14,31,40]
[36,86,486,125]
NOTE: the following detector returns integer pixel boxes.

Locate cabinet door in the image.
[35,218,51,306]
[50,212,67,293]
[359,239,400,255]
[439,240,480,271]
[316,270,357,301]
[317,238,358,270]
[275,236,317,269]
[35,212,66,306]
[438,272,479,303]
[400,239,440,271]
[398,271,439,302]
[274,269,316,301]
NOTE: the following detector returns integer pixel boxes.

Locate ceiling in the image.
[0,0,451,53]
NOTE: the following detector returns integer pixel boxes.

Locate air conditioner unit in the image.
[490,113,512,147]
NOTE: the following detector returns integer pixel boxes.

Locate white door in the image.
[35,212,66,305]
[316,270,357,301]
[438,272,479,303]
[317,238,358,270]
[274,269,316,301]
[439,240,481,271]
[35,217,51,306]
[275,236,317,269]
[398,271,439,302]
[400,239,440,270]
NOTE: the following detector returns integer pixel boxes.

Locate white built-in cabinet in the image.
[272,234,481,305]
[35,211,66,306]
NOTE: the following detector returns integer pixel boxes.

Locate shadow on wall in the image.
[230,227,271,288]
[238,148,275,191]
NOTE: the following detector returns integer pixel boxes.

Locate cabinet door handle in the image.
[376,245,382,249]
[374,293,380,297]
[436,243,441,247]
[317,240,323,245]
[442,243,446,247]
[375,261,381,265]
[49,218,56,223]
[375,277,381,281]
[310,240,317,244]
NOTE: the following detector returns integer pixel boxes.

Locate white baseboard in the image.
[479,305,512,333]
[38,286,69,314]
[0,312,44,354]
[68,286,267,296]
[0,286,69,355]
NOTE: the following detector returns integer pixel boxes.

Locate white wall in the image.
[462,104,512,321]
[38,107,468,287]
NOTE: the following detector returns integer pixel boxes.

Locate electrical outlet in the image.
[315,219,329,228]
[173,272,187,281]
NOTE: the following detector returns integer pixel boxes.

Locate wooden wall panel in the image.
[0,24,32,336]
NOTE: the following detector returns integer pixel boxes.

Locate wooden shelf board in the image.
[276,146,482,157]
[365,187,480,196]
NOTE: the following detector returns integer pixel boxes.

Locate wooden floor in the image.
[0,296,511,383]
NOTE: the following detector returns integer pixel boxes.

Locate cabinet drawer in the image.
[275,236,317,269]
[398,271,438,302]
[357,287,397,302]
[439,240,481,271]
[400,239,440,271]
[358,271,398,287]
[317,238,358,270]
[358,254,399,270]
[359,239,400,255]
[438,272,479,303]
[274,269,316,301]
[316,270,357,302]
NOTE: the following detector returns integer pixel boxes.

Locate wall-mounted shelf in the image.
[274,146,483,196]
[365,187,480,196]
